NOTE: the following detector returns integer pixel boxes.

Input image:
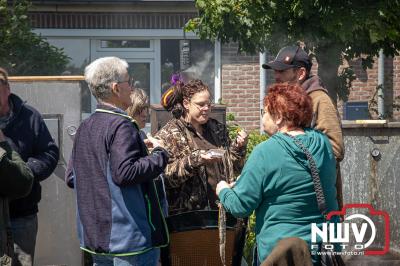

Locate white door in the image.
[90,39,161,107]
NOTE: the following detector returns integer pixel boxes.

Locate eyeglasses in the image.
[191,101,212,111]
[118,77,135,88]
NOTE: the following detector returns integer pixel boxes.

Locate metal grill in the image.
[29,12,196,29]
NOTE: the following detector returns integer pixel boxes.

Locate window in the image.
[128,62,151,123]
[128,62,151,100]
[161,39,215,96]
[100,40,151,49]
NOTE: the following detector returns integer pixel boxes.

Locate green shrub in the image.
[0,0,70,75]
[227,113,268,264]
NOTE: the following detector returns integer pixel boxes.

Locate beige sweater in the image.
[302,76,345,162]
[309,90,345,161]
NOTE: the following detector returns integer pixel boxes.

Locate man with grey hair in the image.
[66,57,169,266]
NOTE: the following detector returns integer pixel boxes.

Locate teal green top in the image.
[219,129,338,262]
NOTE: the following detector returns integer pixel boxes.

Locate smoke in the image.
[181,51,214,83]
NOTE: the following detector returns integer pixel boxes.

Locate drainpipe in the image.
[214,40,221,104]
[378,49,385,119]
[260,52,267,132]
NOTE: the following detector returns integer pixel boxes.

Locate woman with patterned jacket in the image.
[156,79,248,215]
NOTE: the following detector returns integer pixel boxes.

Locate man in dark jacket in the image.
[0,68,59,266]
[0,129,34,266]
[66,57,169,266]
[262,45,344,210]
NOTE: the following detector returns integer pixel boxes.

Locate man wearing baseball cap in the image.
[263,45,344,209]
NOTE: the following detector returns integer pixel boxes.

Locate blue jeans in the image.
[92,248,160,266]
[10,214,38,266]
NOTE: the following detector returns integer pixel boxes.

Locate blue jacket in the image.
[3,94,59,218]
[66,104,169,255]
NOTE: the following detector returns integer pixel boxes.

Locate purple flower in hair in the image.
[170,73,183,85]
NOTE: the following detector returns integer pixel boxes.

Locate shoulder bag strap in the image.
[285,133,328,218]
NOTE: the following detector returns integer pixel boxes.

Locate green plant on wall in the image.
[0,0,70,75]
[227,113,268,264]
[368,84,400,119]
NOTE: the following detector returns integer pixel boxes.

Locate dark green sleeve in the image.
[0,141,34,199]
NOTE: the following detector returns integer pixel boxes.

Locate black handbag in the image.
[286,134,345,266]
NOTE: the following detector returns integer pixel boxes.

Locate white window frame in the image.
[91,39,155,59]
[97,39,154,52]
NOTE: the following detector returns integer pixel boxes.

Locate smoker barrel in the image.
[341,121,400,263]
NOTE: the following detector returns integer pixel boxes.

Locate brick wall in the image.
[344,56,400,120]
[221,43,260,131]
[222,44,400,131]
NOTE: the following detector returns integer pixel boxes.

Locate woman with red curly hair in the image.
[156,79,248,215]
[216,83,339,265]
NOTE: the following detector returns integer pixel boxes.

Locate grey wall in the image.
[341,122,400,257]
[10,79,84,266]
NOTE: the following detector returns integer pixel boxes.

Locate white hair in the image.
[84,57,129,100]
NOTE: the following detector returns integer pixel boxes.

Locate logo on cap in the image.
[284,56,290,63]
